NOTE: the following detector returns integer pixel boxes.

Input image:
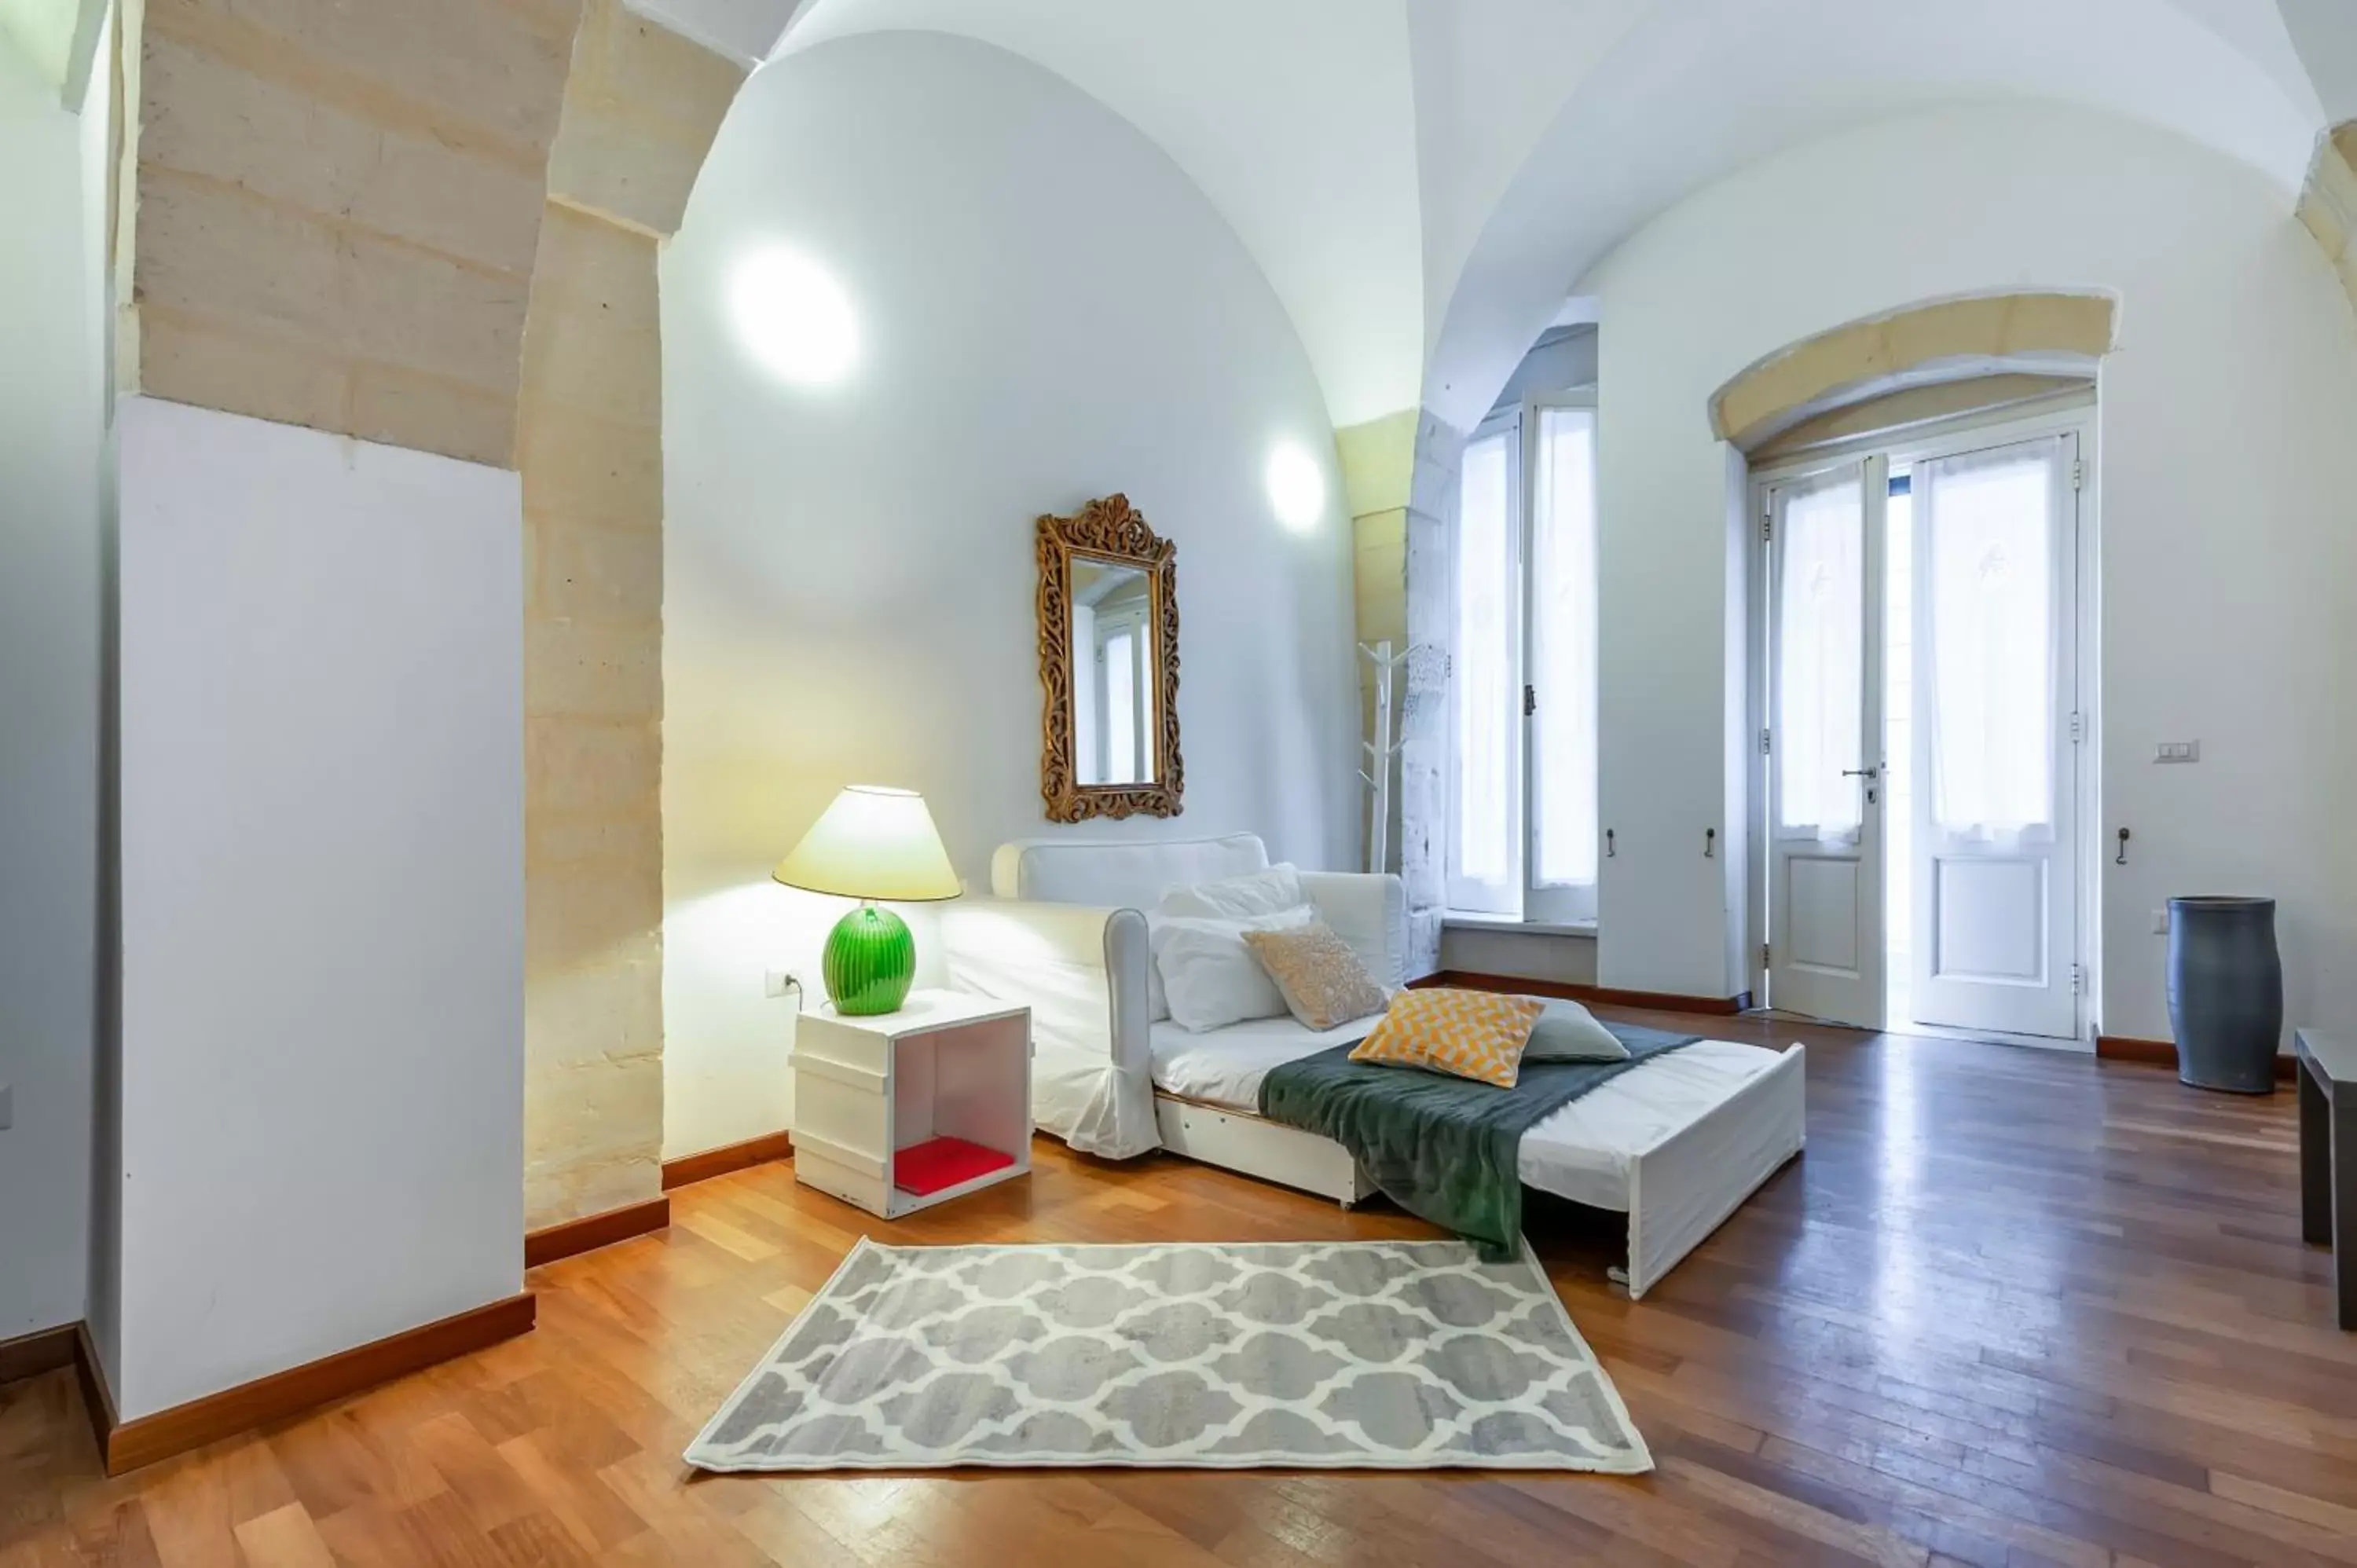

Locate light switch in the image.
[2154,741,2200,764]
[2153,907,2169,935]
[0,1083,12,1131]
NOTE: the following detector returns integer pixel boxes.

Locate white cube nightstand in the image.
[790,989,1032,1218]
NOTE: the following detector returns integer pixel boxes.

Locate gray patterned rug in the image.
[684,1237,1651,1472]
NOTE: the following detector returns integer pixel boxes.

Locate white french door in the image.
[1765,460,1886,1027]
[1757,410,2088,1039]
[1905,432,2080,1039]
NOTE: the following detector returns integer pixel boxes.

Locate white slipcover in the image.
[941,834,1406,1160]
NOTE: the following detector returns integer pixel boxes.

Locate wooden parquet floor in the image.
[5,1010,2355,1566]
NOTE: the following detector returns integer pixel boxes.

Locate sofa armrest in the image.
[937,899,1156,1158]
[1299,871,1408,991]
[937,898,1146,1065]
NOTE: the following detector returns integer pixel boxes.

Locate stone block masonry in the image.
[516,0,744,1229]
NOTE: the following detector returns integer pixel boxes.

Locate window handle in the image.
[1604,828,1615,858]
[1704,827,1716,859]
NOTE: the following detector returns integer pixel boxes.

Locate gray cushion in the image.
[1519,999,1629,1062]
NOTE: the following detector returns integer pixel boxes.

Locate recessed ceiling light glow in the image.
[732,247,857,386]
[1266,441,1325,532]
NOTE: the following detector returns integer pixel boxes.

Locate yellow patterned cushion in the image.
[1349,987,1547,1088]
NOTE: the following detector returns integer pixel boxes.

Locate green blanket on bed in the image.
[1257,1017,1699,1262]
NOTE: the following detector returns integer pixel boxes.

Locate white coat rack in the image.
[1358,639,1417,874]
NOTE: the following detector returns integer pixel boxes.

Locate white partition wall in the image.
[0,21,108,1346]
[106,396,526,1420]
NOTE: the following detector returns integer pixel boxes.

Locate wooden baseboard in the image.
[74,1323,115,1454]
[2096,1034,2297,1082]
[524,1196,670,1269]
[662,1130,793,1192]
[91,1293,534,1476]
[1418,969,1754,1017]
[0,1323,80,1389]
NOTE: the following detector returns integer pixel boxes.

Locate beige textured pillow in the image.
[1242,920,1388,1032]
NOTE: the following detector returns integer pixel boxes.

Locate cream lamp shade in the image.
[772,785,961,903]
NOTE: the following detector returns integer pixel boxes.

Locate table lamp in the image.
[773,785,961,1015]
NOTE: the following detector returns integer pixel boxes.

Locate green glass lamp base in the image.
[823,902,915,1015]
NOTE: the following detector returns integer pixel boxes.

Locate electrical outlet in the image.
[764,969,804,1000]
[2154,741,2200,764]
[0,1083,12,1131]
[2153,907,2170,935]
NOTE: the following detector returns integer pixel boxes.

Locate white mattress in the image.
[1149,1017,1787,1214]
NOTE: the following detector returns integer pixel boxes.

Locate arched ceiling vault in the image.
[648,0,2348,433]
[776,0,1428,430]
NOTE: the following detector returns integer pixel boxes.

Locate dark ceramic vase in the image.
[2166,896,2282,1095]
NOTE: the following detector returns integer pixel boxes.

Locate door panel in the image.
[1909,433,2079,1039]
[1930,859,2045,980]
[1766,460,1885,1028]
[1786,855,1865,973]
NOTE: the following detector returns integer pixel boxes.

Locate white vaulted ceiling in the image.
[778,0,1428,429]
[622,0,815,65]
[1420,0,2330,427]
[654,0,2354,430]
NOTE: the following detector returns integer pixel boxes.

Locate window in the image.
[1449,420,1520,911]
[1447,395,1601,921]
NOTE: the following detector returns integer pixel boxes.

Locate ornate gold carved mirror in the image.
[1036,494,1182,822]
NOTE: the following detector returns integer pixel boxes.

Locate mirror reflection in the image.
[1070,555,1157,786]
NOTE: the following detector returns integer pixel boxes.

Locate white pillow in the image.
[1157,863,1303,921]
[1519,999,1630,1062]
[1152,905,1316,1033]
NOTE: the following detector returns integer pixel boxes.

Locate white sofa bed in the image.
[937,833,1804,1297]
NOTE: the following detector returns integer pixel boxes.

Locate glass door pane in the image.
[1920,446,2055,836]
[1776,469,1868,841]
[1449,422,1520,913]
[1527,402,1598,919]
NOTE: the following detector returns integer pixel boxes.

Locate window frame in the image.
[1445,390,1603,924]
[1522,391,1600,925]
[1446,406,1526,914]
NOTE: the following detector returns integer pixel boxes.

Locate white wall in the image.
[661,31,1358,1157]
[109,396,524,1417]
[0,20,106,1343]
[1582,102,2357,1043]
[1484,324,1596,420]
[1426,0,2323,436]
[782,2,1425,427]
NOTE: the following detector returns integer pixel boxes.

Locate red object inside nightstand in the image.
[894,1135,1014,1196]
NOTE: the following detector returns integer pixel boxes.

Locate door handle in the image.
[1842,766,1879,780]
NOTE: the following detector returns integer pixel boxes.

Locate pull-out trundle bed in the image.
[940,833,1806,1300]
[1151,1017,1805,1299]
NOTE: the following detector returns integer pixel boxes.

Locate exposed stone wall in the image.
[2299,126,2357,313]
[1706,291,2116,449]
[1398,412,1462,978]
[1335,412,1413,874]
[517,0,741,1228]
[1335,407,1455,976]
[132,0,581,466]
[129,0,746,1229]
